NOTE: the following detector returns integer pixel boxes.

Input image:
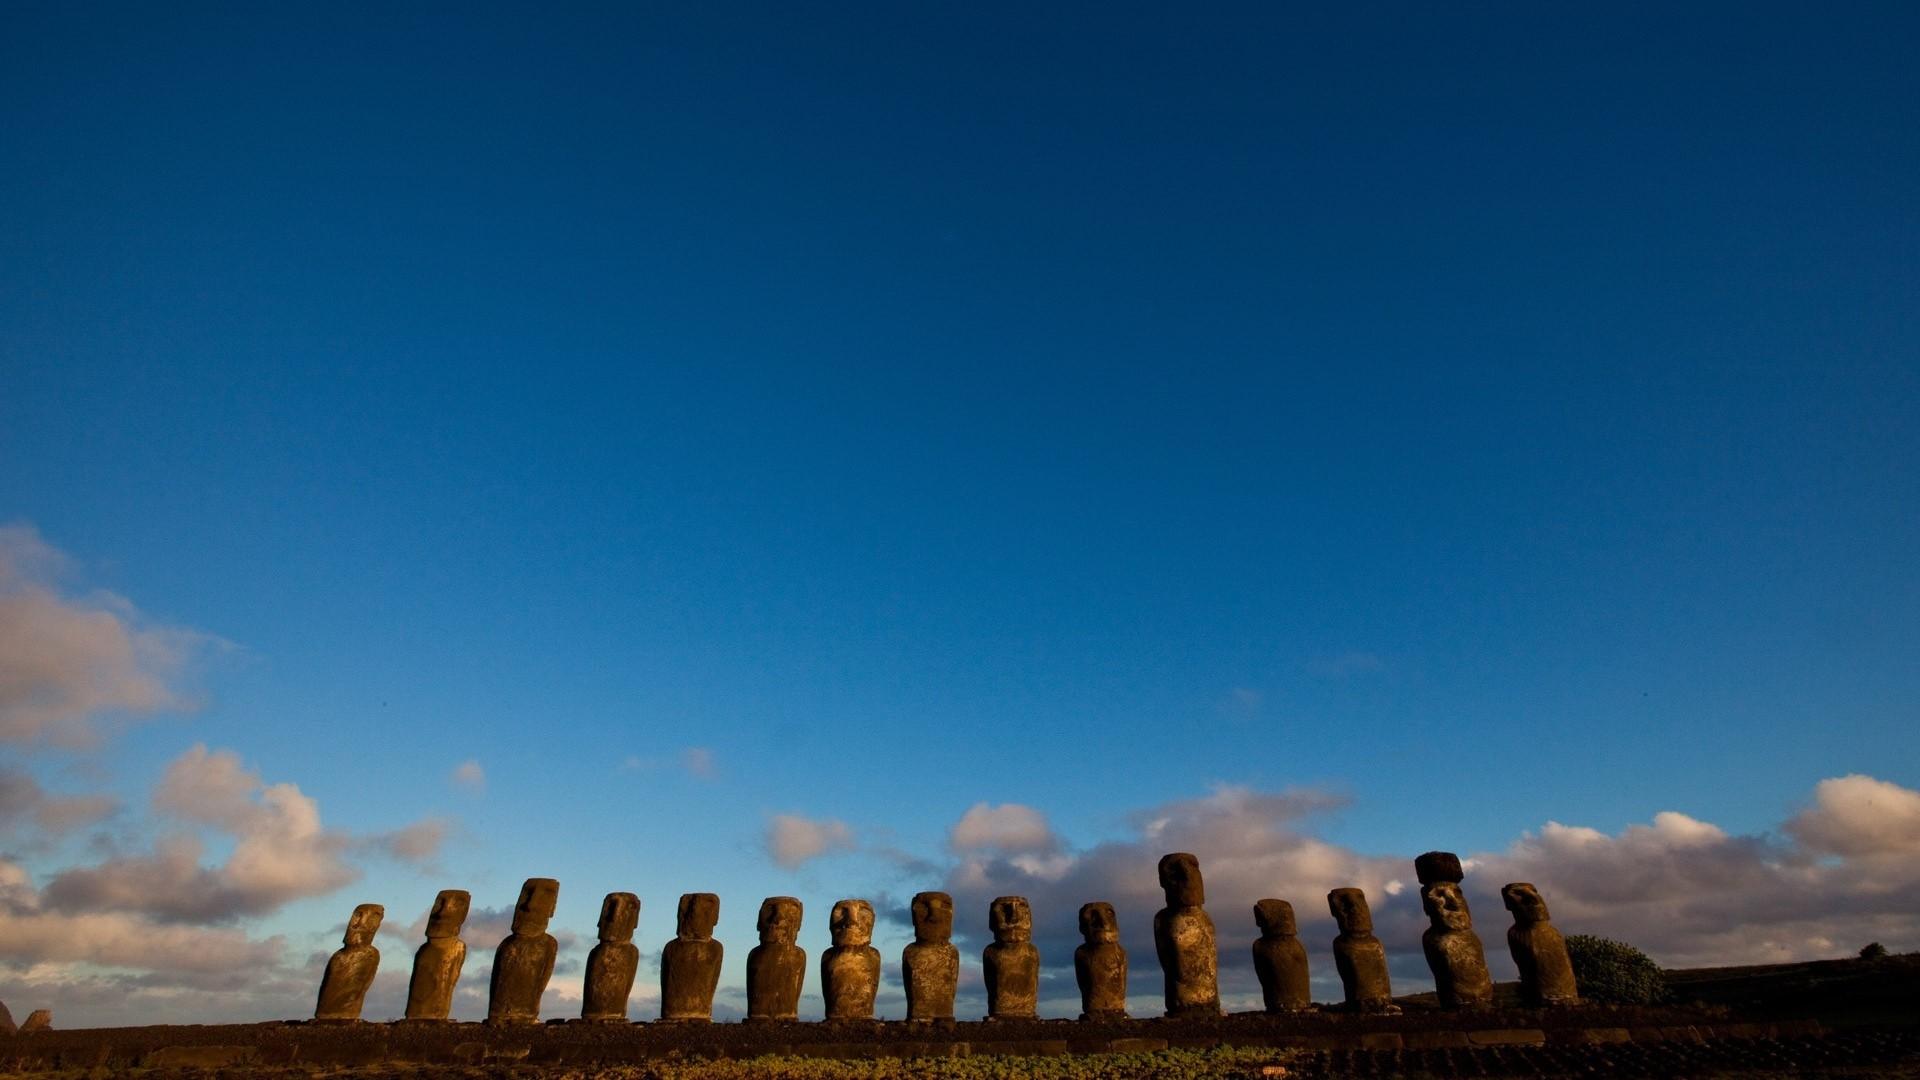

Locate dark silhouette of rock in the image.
[1074,901,1128,1020]
[0,1001,15,1035]
[1252,899,1311,1012]
[1329,888,1397,1012]
[1153,852,1220,1017]
[745,896,806,1021]
[1504,882,1580,1006]
[404,889,470,1021]
[821,899,881,1021]
[314,903,384,1021]
[487,878,559,1024]
[983,896,1039,1020]
[581,892,641,1021]
[1415,851,1465,886]
[19,1010,50,1033]
[660,893,723,1021]
[1422,879,1493,1009]
[902,891,958,1022]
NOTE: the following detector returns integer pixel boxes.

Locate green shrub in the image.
[1859,942,1888,961]
[1564,934,1668,1004]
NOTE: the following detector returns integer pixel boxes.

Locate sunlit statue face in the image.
[1501,882,1550,925]
[1158,852,1205,907]
[757,896,802,944]
[512,878,559,935]
[1078,901,1119,944]
[344,903,384,946]
[1422,881,1474,932]
[677,892,720,940]
[989,896,1032,943]
[425,890,470,939]
[911,891,954,943]
[830,899,875,947]
[1328,888,1373,935]
[598,892,640,943]
[1254,898,1296,937]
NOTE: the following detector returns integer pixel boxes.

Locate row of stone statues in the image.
[314,851,1578,1023]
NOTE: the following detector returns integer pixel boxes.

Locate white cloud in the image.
[40,745,442,923]
[1785,773,1920,857]
[450,759,485,792]
[766,814,855,869]
[949,802,1059,854]
[0,525,216,746]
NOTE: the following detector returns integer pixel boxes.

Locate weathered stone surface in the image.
[0,1001,14,1035]
[746,896,806,1021]
[487,878,559,1024]
[1422,880,1493,1010]
[1251,899,1311,1013]
[822,899,882,1020]
[983,896,1039,1020]
[1328,888,1396,1012]
[18,1009,51,1033]
[903,891,958,1022]
[1153,852,1220,1017]
[1074,901,1128,1020]
[1503,882,1580,1006]
[581,892,641,1021]
[405,889,470,1021]
[315,903,384,1021]
[1415,850,1465,886]
[660,892,723,1021]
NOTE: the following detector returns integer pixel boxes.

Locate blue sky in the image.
[2,2,1916,1025]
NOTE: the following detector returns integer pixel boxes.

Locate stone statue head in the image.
[1158,852,1205,907]
[1501,882,1551,925]
[512,878,560,935]
[425,889,470,939]
[598,892,641,943]
[757,896,803,944]
[1414,850,1464,886]
[344,903,384,946]
[1078,901,1118,944]
[1421,881,1474,932]
[1327,888,1373,936]
[1254,898,1296,938]
[677,892,720,940]
[989,896,1032,943]
[911,891,954,943]
[830,899,876,947]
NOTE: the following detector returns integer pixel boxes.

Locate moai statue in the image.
[1252,899,1311,1013]
[822,899,882,1021]
[902,891,958,1022]
[1328,888,1396,1012]
[314,903,384,1021]
[581,892,641,1021]
[404,889,470,1020]
[1503,882,1579,1006]
[1417,852,1492,1010]
[1074,901,1128,1020]
[488,878,560,1024]
[1153,852,1220,1017]
[983,895,1039,1020]
[746,896,806,1021]
[660,892,723,1021]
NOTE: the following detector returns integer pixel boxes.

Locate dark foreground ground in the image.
[3,956,1915,1077]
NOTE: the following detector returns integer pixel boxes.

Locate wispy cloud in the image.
[0,524,220,746]
[765,813,855,870]
[449,759,486,792]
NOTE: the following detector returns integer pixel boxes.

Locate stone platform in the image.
[0,1005,1828,1071]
